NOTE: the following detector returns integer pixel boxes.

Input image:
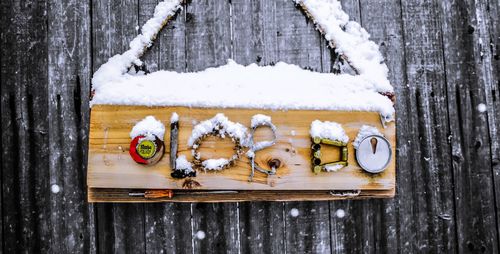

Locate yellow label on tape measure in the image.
[137,139,157,159]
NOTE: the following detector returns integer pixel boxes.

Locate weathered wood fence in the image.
[1,0,499,253]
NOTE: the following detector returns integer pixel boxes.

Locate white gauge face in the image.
[355,135,392,173]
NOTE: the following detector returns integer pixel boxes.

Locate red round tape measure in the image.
[130,135,164,165]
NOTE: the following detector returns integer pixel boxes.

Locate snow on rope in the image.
[92,0,183,91]
[294,0,392,93]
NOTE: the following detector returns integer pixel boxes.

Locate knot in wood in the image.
[268,159,281,169]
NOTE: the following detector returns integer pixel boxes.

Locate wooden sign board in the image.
[87,105,396,202]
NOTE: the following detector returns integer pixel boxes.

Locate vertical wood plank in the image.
[484,0,500,246]
[330,201,378,253]
[183,1,240,253]
[439,0,499,252]
[1,1,50,252]
[231,0,278,66]
[327,2,381,253]
[158,0,187,71]
[47,0,96,252]
[144,203,193,254]
[230,1,286,253]
[184,0,232,72]
[275,0,323,71]
[285,202,331,253]
[400,0,459,252]
[271,1,332,253]
[91,1,145,253]
[139,1,194,253]
[357,0,407,253]
[327,2,370,253]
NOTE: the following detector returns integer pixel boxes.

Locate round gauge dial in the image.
[355,135,392,174]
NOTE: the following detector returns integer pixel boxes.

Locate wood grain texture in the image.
[47,0,96,252]
[0,1,50,253]
[398,1,457,253]
[88,188,395,202]
[87,106,396,191]
[438,0,500,253]
[2,0,500,253]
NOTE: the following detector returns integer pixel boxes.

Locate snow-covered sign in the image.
[87,0,396,202]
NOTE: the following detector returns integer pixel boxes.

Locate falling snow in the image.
[477,103,487,113]
[335,209,345,218]
[51,184,60,194]
[195,230,206,240]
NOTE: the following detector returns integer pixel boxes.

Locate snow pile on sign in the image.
[201,158,230,171]
[310,120,349,143]
[130,116,165,140]
[92,60,394,120]
[175,155,194,173]
[324,164,344,172]
[170,112,179,124]
[353,125,382,149]
[91,0,395,121]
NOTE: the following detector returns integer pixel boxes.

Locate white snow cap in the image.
[353,125,382,149]
[188,113,249,147]
[92,60,394,121]
[175,155,194,173]
[130,116,166,140]
[91,0,395,121]
[201,158,230,171]
[170,112,179,123]
[324,164,344,172]
[310,120,349,143]
[251,114,272,128]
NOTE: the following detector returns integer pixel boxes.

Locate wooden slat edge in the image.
[87,188,395,203]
